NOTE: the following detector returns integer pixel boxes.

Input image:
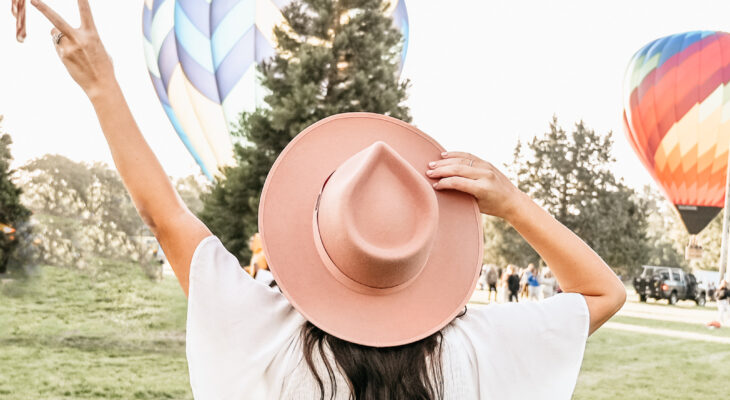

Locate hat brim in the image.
[259,113,483,347]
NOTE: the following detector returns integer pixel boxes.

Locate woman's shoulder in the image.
[445,294,588,340]
[441,295,590,399]
[186,236,307,398]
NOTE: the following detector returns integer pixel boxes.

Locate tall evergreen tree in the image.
[0,116,32,274]
[201,0,410,261]
[484,117,650,276]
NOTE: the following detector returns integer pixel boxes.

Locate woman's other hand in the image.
[429,151,626,334]
[31,0,114,98]
[427,152,527,220]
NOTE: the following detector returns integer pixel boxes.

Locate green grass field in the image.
[574,328,730,399]
[1,263,728,399]
[0,262,192,399]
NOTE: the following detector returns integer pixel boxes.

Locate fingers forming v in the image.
[77,0,95,28]
[31,0,74,36]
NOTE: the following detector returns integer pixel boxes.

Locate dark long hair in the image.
[300,308,467,400]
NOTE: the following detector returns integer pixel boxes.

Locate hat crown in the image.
[317,141,439,290]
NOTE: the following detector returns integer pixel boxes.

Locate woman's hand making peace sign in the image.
[29,0,212,297]
[31,0,114,98]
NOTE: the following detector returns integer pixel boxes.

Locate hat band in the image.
[312,190,423,297]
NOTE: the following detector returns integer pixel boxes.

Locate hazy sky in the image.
[3,0,730,189]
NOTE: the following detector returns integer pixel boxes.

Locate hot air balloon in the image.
[623,31,730,236]
[142,0,409,180]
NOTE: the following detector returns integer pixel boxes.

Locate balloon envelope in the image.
[142,0,409,180]
[623,31,730,234]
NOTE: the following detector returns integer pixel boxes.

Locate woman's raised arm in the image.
[428,151,626,334]
[32,0,210,296]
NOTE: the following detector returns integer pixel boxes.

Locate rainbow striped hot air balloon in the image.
[142,0,409,180]
[623,31,730,235]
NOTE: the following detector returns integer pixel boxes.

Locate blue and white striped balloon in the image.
[143,0,409,180]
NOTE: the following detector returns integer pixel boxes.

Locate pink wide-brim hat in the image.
[259,113,483,347]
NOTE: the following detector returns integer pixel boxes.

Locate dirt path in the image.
[473,289,721,324]
[604,321,730,344]
[470,289,730,343]
[618,300,718,324]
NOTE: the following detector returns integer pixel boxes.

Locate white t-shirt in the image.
[186,236,589,399]
[253,269,275,287]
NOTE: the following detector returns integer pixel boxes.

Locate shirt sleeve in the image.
[452,293,589,400]
[185,236,306,399]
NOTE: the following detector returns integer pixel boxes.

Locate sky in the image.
[3,0,730,190]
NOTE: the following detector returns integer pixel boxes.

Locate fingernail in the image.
[441,152,447,157]
[432,182,438,188]
[31,0,38,6]
[426,170,433,175]
[428,162,436,168]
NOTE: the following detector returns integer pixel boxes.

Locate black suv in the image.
[633,266,706,306]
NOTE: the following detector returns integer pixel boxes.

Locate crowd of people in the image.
[477,263,560,303]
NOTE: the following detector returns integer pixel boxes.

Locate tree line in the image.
[0,127,207,277]
[0,0,719,279]
[482,117,715,277]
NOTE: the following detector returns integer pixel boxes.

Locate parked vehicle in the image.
[633,266,706,306]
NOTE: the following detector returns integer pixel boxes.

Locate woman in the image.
[542,269,558,299]
[527,264,541,301]
[485,264,499,303]
[507,265,521,303]
[31,1,626,398]
[498,265,510,303]
[245,233,275,287]
[520,264,531,299]
[476,265,488,291]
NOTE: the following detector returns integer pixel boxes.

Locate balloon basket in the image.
[685,236,703,260]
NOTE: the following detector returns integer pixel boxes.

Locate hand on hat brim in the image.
[427,152,526,221]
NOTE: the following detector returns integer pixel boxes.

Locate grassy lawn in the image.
[0,262,192,400]
[575,327,730,399]
[3,264,729,399]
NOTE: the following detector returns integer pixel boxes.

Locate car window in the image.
[672,271,680,281]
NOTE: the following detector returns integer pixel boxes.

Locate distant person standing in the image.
[477,265,488,291]
[246,233,275,288]
[519,266,529,299]
[541,269,558,299]
[527,265,541,301]
[499,266,510,303]
[716,280,730,324]
[486,264,499,302]
[507,265,521,302]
